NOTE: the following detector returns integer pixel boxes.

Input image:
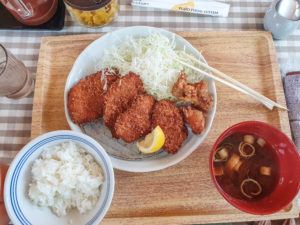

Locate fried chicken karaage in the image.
[152,100,187,153]
[181,106,205,134]
[103,72,145,136]
[67,70,119,124]
[114,94,155,142]
[172,72,213,111]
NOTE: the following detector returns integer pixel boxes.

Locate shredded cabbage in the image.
[97,33,205,100]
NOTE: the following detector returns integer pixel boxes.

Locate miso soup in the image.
[213,133,279,201]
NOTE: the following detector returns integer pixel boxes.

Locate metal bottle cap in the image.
[277,0,300,20]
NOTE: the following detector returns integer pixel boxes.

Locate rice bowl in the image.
[4,130,114,225]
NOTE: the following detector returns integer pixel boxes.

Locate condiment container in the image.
[0,0,58,26]
[264,0,300,39]
[64,0,119,27]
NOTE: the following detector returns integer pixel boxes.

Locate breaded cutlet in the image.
[114,94,155,143]
[67,70,119,124]
[103,72,145,136]
[152,100,187,153]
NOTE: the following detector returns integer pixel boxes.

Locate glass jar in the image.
[0,0,58,26]
[64,0,119,28]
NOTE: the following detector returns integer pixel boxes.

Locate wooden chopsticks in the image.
[174,52,287,110]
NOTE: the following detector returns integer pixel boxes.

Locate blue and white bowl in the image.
[4,130,115,225]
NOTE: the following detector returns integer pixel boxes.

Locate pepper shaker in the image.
[263,0,300,39]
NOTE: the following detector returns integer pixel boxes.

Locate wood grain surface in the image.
[31,31,298,224]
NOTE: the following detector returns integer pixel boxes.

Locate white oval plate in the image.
[4,130,114,225]
[64,26,217,172]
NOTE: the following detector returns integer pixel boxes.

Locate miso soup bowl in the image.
[209,121,300,215]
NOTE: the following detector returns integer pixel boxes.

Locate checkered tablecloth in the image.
[0,0,299,163]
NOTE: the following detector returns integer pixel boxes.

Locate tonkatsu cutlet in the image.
[103,72,145,136]
[152,100,187,153]
[67,70,119,124]
[114,94,155,143]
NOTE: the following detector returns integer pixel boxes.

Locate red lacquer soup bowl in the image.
[209,121,300,215]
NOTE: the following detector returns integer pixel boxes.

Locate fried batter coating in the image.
[152,100,187,153]
[103,72,145,135]
[114,94,155,142]
[172,72,213,111]
[67,71,119,124]
[182,106,205,134]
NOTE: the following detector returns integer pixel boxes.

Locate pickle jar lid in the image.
[64,0,111,10]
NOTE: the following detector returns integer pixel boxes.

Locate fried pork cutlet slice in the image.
[67,70,119,124]
[152,100,187,153]
[172,72,213,111]
[103,72,145,135]
[181,106,205,134]
[114,94,155,143]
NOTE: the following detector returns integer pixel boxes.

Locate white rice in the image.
[28,141,104,217]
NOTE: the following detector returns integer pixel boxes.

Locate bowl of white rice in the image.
[4,130,114,225]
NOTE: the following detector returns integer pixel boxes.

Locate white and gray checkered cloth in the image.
[0,0,299,163]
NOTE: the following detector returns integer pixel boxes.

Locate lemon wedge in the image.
[137,126,165,154]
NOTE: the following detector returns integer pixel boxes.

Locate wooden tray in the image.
[32,31,299,224]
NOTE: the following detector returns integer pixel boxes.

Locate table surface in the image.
[0,0,299,164]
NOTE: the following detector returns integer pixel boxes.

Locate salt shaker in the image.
[263,0,300,39]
